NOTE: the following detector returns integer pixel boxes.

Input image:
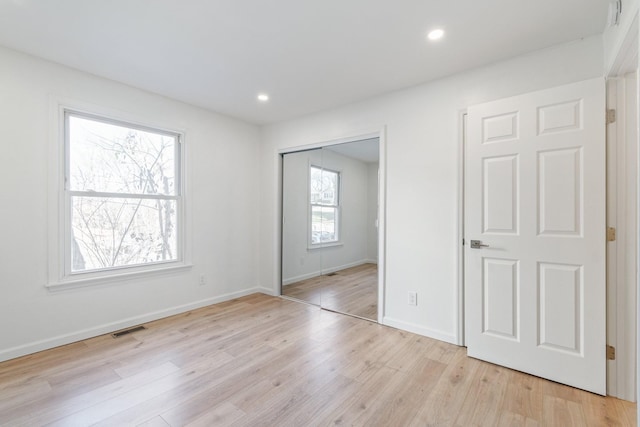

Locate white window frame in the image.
[309,164,341,248]
[47,101,190,290]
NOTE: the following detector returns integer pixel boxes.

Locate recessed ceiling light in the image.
[427,29,445,41]
[257,93,269,102]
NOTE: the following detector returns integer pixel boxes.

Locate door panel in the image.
[483,111,519,143]
[483,155,519,234]
[483,258,519,340]
[465,78,606,395]
[538,148,582,236]
[538,262,582,353]
[538,99,582,135]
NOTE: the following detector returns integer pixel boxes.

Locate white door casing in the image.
[464,78,606,395]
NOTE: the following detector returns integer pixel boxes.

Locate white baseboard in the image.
[255,286,278,296]
[0,287,269,363]
[282,259,375,286]
[382,316,458,345]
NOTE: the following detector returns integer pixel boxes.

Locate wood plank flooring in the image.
[282,263,377,320]
[0,294,635,426]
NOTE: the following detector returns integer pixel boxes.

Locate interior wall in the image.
[0,45,262,362]
[259,36,604,343]
[282,149,370,285]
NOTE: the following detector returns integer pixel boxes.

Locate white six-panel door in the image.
[464,78,606,394]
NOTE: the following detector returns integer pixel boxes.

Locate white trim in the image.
[607,77,620,398]
[605,18,639,401]
[456,110,467,346]
[277,130,381,155]
[601,3,640,414]
[256,286,278,296]
[606,74,638,402]
[63,108,184,277]
[0,286,268,363]
[382,316,457,345]
[46,263,193,291]
[621,71,638,402]
[307,242,344,250]
[48,96,192,288]
[69,191,179,200]
[377,127,387,323]
[282,259,374,285]
[637,69,640,425]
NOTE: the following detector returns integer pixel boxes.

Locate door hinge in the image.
[607,345,616,360]
[607,227,616,242]
[607,109,616,124]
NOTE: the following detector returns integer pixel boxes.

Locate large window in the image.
[65,111,182,275]
[310,165,340,245]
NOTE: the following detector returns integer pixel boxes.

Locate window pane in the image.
[69,115,177,195]
[310,167,323,204]
[310,166,338,206]
[311,206,337,243]
[71,196,178,272]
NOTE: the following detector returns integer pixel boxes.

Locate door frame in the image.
[606,73,638,401]
[277,127,387,324]
[604,11,639,403]
[456,111,467,346]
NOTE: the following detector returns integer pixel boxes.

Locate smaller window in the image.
[310,166,340,245]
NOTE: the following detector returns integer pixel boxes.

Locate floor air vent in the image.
[326,272,338,276]
[111,325,146,338]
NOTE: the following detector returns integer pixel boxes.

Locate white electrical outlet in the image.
[199,275,206,286]
[408,291,417,306]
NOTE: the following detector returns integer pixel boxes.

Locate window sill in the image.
[307,242,344,251]
[46,263,193,291]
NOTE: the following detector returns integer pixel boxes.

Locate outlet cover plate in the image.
[408,291,417,306]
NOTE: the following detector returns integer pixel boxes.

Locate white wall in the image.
[0,46,262,362]
[259,36,604,343]
[282,149,371,284]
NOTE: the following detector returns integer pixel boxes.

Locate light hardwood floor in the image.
[0,294,635,426]
[282,263,378,320]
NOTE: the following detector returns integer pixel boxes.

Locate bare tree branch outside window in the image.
[67,113,180,272]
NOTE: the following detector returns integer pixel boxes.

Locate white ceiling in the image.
[0,0,609,124]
